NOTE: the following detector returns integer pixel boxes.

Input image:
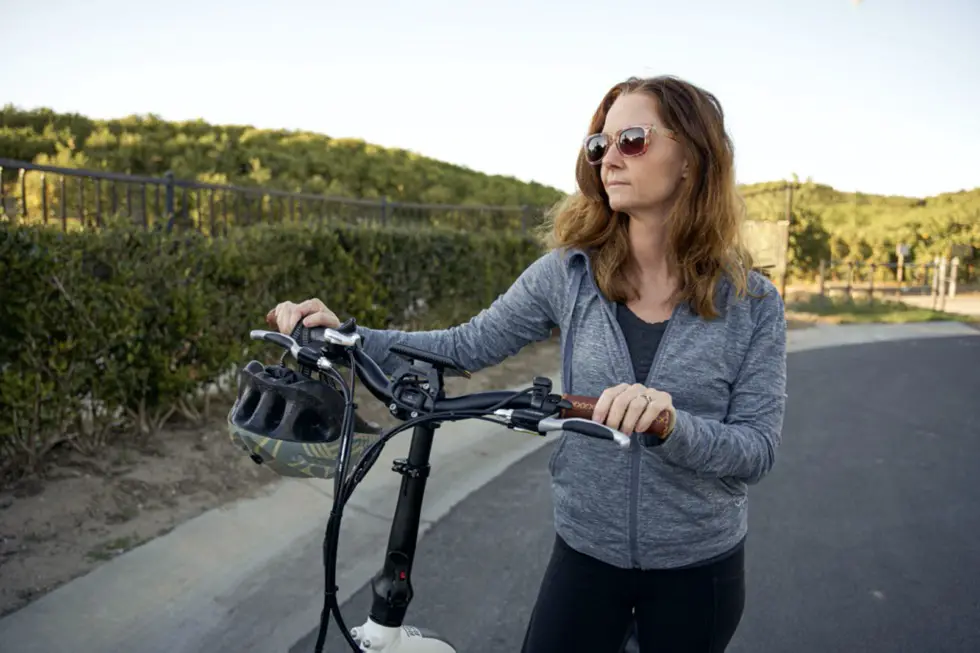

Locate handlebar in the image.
[560,394,673,438]
[249,322,670,446]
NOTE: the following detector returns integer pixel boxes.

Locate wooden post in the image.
[869,263,876,300]
[931,256,940,309]
[897,252,905,284]
[780,183,793,298]
[846,262,854,299]
[938,256,948,312]
[949,257,960,298]
[818,260,826,296]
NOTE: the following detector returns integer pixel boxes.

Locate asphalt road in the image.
[292,334,980,653]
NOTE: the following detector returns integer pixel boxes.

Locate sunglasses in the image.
[583,124,677,165]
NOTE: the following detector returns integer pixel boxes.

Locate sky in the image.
[3,0,979,198]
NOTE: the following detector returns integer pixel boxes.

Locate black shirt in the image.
[615,303,669,384]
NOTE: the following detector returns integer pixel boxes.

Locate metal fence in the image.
[0,158,547,236]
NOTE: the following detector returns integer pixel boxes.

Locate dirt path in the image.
[0,336,563,617]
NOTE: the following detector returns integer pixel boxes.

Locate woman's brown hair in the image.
[538,75,755,319]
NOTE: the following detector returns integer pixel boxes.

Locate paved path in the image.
[2,322,978,653]
[293,333,980,653]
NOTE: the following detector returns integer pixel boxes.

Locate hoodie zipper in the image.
[579,266,637,565]
[579,255,680,568]
[628,310,677,567]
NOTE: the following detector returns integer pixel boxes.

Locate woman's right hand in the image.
[265,298,340,334]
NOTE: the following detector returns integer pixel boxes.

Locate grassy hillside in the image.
[739,178,979,277]
[1,105,564,208]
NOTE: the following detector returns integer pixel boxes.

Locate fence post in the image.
[60,177,67,231]
[948,257,959,298]
[818,260,826,296]
[937,256,948,311]
[381,196,388,225]
[40,173,48,224]
[931,256,940,309]
[18,168,27,223]
[164,171,175,232]
[95,179,102,226]
[846,262,854,299]
[869,263,876,300]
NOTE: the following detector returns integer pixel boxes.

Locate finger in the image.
[592,383,629,424]
[620,395,651,434]
[288,306,304,333]
[634,395,666,434]
[607,385,642,431]
[272,302,292,324]
[265,308,277,326]
[302,311,339,328]
[637,396,673,435]
[278,305,300,334]
[297,298,325,314]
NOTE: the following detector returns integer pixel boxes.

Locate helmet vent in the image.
[294,409,325,442]
[239,388,260,421]
[263,392,287,431]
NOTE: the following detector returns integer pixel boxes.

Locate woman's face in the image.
[592,92,688,218]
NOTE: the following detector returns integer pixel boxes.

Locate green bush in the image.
[0,221,545,481]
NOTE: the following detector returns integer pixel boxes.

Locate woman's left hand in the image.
[592,383,675,436]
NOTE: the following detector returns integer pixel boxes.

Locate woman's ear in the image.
[681,158,690,180]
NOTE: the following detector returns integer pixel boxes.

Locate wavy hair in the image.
[538,75,755,319]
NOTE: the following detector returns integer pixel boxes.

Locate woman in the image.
[268,75,787,652]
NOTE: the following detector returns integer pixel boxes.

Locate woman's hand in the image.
[265,298,340,334]
[592,382,675,437]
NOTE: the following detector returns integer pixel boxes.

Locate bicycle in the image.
[228,318,671,652]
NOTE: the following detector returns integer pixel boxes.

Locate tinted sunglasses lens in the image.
[618,127,647,157]
[585,134,608,164]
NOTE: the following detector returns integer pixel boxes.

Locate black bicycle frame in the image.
[315,376,441,651]
[368,420,437,626]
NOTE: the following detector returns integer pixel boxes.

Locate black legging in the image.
[521,535,745,653]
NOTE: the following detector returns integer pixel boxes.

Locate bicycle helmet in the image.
[227,360,382,480]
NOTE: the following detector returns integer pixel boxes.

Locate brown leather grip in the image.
[560,394,673,439]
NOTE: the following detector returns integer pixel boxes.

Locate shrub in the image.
[0,220,545,481]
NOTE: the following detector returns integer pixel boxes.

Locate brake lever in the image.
[250,329,333,371]
[492,408,551,437]
[250,330,302,358]
[540,417,631,448]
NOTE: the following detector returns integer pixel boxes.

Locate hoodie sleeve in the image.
[354,248,567,376]
[656,275,788,484]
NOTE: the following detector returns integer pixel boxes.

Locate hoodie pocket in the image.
[717,476,746,499]
[548,433,569,476]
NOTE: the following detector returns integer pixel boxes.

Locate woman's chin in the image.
[606,188,632,212]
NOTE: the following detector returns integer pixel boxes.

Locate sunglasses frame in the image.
[583,124,679,166]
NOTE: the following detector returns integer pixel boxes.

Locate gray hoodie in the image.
[357,246,787,569]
